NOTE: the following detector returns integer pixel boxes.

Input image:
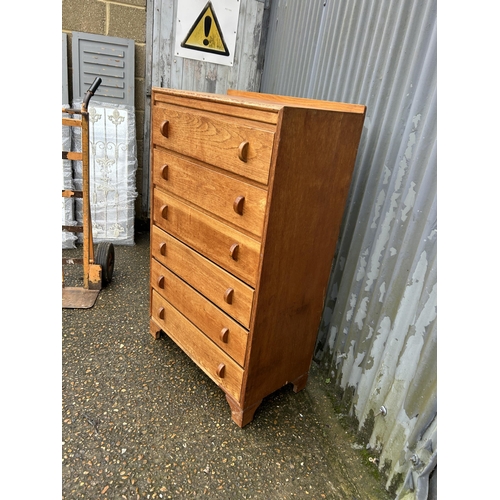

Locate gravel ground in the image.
[61,226,391,500]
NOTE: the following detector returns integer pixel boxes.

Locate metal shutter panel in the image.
[71,32,135,106]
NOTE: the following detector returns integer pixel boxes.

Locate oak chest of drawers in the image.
[149,88,366,427]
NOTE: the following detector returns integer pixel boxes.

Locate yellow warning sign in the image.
[181,1,230,56]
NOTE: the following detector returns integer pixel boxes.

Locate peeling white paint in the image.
[390,248,397,256]
[391,251,428,353]
[356,258,366,281]
[328,325,338,351]
[355,297,369,329]
[346,293,357,322]
[364,122,420,292]
[411,251,428,288]
[340,340,364,388]
[404,134,416,162]
[382,165,392,185]
[378,392,418,488]
[347,349,365,387]
[379,282,386,302]
[375,252,429,414]
[365,193,398,291]
[366,326,374,341]
[412,283,437,343]
[371,189,386,228]
[401,181,416,222]
[363,251,430,438]
[356,249,369,281]
[354,316,393,426]
[379,315,392,338]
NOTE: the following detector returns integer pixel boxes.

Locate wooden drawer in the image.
[152,103,275,185]
[151,292,243,403]
[150,260,248,367]
[151,225,254,328]
[153,189,260,287]
[153,148,267,238]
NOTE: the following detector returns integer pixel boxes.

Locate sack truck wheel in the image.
[95,242,115,286]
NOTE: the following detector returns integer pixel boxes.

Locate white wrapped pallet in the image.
[72,100,138,245]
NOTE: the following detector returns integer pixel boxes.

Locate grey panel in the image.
[62,33,69,104]
[261,0,437,498]
[72,32,135,106]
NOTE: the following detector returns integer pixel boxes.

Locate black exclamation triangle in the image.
[181,1,230,57]
[203,16,211,46]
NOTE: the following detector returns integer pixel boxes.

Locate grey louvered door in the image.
[71,32,135,105]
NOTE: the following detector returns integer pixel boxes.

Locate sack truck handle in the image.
[82,77,102,111]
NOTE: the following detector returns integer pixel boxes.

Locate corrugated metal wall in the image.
[261,1,437,498]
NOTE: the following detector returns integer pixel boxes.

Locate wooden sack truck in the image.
[62,77,115,309]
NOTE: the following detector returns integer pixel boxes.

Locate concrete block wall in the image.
[62,0,148,220]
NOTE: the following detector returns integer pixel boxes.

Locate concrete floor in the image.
[62,225,392,499]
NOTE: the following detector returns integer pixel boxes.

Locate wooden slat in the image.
[62,151,82,161]
[62,190,83,198]
[62,117,82,127]
[228,89,367,114]
[62,108,82,115]
[153,88,280,125]
[62,257,83,265]
[62,225,83,233]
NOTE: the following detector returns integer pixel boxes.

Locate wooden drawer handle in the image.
[238,141,249,162]
[229,243,239,261]
[160,120,169,138]
[224,288,234,304]
[220,328,229,343]
[161,164,168,180]
[216,363,226,378]
[160,205,168,219]
[157,275,165,288]
[159,242,166,255]
[158,307,165,320]
[233,196,245,215]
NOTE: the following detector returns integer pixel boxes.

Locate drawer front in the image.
[151,292,243,402]
[151,225,254,328]
[153,189,260,287]
[152,104,274,185]
[151,261,248,367]
[153,149,267,238]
